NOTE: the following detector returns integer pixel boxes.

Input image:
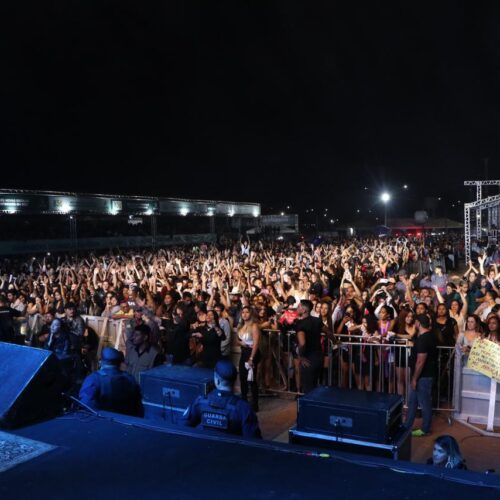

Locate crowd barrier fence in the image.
[19,316,456,418]
[261,329,456,416]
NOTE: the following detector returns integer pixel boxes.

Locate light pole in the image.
[380,192,391,227]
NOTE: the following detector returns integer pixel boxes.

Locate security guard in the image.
[182,360,261,439]
[79,347,144,417]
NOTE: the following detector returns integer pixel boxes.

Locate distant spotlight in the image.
[179,207,189,216]
[59,200,72,214]
[403,184,408,189]
[286,205,290,209]
[330,219,334,223]
[438,197,442,201]
[110,200,122,215]
[280,212,284,216]
[356,209,360,213]
[364,187,368,190]
[380,192,391,203]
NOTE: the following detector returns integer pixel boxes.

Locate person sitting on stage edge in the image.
[182,359,262,439]
[427,435,466,469]
[79,347,144,417]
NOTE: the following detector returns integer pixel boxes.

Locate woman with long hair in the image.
[427,435,466,469]
[475,290,498,322]
[256,305,279,391]
[435,303,458,347]
[485,314,500,343]
[236,306,261,411]
[449,293,467,335]
[50,288,66,318]
[348,314,378,391]
[319,300,334,384]
[376,305,396,392]
[336,303,359,388]
[456,314,483,362]
[395,309,418,397]
[157,290,177,319]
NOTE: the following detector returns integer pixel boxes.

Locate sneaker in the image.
[411,429,429,437]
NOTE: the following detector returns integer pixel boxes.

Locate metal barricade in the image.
[327,335,456,414]
[259,329,302,395]
[435,345,456,415]
[327,335,410,399]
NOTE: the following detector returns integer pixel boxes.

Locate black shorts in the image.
[394,346,409,368]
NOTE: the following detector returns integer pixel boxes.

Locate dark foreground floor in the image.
[1,412,499,500]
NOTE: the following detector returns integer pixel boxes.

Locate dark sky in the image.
[1,2,500,219]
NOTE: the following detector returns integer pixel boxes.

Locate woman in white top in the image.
[455,314,483,363]
[236,306,261,412]
[290,278,309,303]
[474,291,498,322]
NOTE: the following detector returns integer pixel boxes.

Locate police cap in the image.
[214,360,237,383]
[101,347,124,364]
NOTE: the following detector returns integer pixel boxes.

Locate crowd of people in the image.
[0,236,499,436]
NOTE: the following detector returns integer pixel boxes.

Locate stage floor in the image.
[1,413,499,500]
[257,396,500,473]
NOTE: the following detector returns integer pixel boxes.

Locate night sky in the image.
[2,2,500,220]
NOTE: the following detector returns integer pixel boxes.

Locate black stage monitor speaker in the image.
[140,365,215,418]
[0,342,64,429]
[297,387,403,444]
[289,426,412,461]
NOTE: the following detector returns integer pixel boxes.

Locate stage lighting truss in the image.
[463,189,500,264]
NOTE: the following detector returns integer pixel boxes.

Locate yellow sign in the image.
[467,339,500,383]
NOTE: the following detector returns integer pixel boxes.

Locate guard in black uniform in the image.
[79,347,144,417]
[182,360,261,439]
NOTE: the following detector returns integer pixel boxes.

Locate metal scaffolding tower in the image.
[464,180,500,239]
[464,179,500,263]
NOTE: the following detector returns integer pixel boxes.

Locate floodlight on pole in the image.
[380,192,391,226]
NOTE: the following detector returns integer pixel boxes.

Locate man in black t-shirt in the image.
[404,314,437,437]
[295,299,323,394]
